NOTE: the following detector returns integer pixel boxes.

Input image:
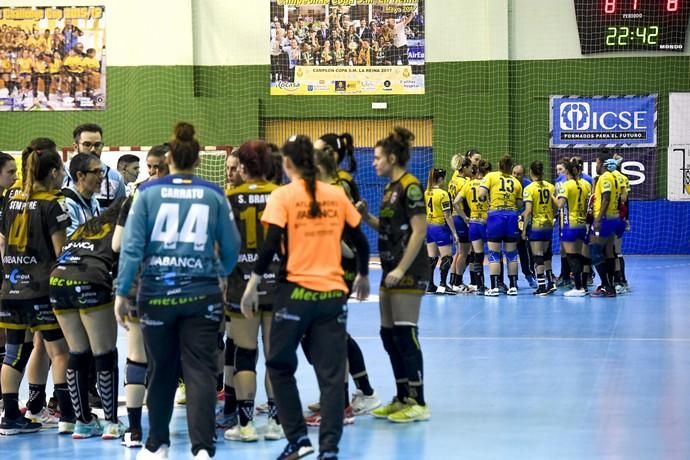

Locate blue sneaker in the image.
[0,416,41,435]
[277,435,314,460]
[526,275,538,289]
[215,408,238,429]
[72,416,103,439]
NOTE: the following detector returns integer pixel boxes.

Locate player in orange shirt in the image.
[241,135,370,460]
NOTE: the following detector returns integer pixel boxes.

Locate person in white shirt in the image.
[389,12,415,65]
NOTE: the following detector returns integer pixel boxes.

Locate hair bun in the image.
[174,122,195,143]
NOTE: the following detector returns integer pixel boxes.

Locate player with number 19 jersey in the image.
[225,180,280,310]
[116,175,240,301]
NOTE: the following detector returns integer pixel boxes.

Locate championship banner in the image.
[269,0,424,96]
[550,148,657,200]
[0,6,106,111]
[550,95,657,148]
[667,146,690,201]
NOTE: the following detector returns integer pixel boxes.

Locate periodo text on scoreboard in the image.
[550,95,657,148]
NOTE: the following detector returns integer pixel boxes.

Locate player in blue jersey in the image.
[115,123,241,460]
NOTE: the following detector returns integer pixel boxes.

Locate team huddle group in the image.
[424,149,631,298]
[0,123,435,460]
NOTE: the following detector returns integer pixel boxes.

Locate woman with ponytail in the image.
[0,139,76,436]
[241,134,370,460]
[357,127,431,423]
[115,122,241,459]
[316,132,360,203]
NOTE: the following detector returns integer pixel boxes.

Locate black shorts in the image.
[0,296,60,332]
[50,279,114,315]
[137,292,224,326]
[225,302,273,319]
[379,271,429,294]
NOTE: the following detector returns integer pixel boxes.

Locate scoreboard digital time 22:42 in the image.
[574,0,690,53]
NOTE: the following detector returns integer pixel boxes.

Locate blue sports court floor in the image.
[3,255,689,459]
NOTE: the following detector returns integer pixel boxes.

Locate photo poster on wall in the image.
[269,0,424,96]
[0,5,106,111]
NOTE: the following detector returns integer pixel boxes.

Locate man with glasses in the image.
[65,123,126,208]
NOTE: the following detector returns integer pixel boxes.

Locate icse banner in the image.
[550,148,657,200]
[269,0,424,96]
[550,95,657,148]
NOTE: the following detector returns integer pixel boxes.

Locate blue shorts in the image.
[486,210,519,242]
[561,225,586,242]
[529,227,553,242]
[426,223,453,247]
[614,219,626,238]
[452,216,470,243]
[597,218,618,239]
[469,222,487,242]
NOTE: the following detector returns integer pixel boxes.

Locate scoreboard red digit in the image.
[574,0,690,53]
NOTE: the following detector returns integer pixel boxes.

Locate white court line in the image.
[350,336,690,342]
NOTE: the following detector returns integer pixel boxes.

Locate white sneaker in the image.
[193,449,212,459]
[224,421,259,442]
[174,383,186,405]
[506,287,518,296]
[466,284,478,292]
[58,420,75,434]
[484,288,500,297]
[263,418,285,441]
[351,390,381,415]
[450,284,462,293]
[26,408,59,428]
[307,401,320,413]
[564,288,587,297]
[615,284,627,295]
[136,445,169,459]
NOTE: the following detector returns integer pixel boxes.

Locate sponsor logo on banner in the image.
[276,81,300,92]
[550,148,657,200]
[334,81,346,92]
[550,95,657,148]
[667,146,690,201]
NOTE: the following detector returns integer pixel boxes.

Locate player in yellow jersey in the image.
[0,49,16,96]
[611,154,631,293]
[62,48,83,98]
[31,53,50,99]
[456,159,491,295]
[447,155,473,292]
[521,160,556,296]
[16,49,33,99]
[425,168,459,294]
[478,154,523,296]
[82,48,100,97]
[590,156,621,297]
[48,52,62,97]
[557,160,592,297]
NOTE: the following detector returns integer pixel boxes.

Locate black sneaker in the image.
[546,284,557,294]
[425,284,438,294]
[317,452,338,460]
[498,282,508,294]
[277,435,314,460]
[533,286,549,296]
[475,286,486,296]
[122,428,143,448]
[0,416,42,435]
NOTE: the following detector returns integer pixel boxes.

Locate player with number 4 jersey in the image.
[115,123,240,459]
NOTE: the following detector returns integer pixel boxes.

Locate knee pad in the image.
[380,327,395,354]
[125,358,147,386]
[440,256,452,271]
[590,244,604,266]
[533,255,545,267]
[505,250,519,264]
[225,337,236,367]
[68,351,92,372]
[94,349,118,372]
[4,342,33,372]
[392,324,420,354]
[488,250,502,264]
[234,346,258,374]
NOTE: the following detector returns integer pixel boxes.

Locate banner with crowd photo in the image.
[549,148,657,200]
[269,0,424,96]
[550,95,657,148]
[0,6,105,111]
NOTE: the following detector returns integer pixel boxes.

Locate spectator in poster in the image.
[359,20,375,43]
[357,40,372,66]
[334,39,346,66]
[318,22,330,46]
[288,39,300,80]
[391,11,415,65]
[321,40,334,66]
[31,52,51,100]
[300,43,314,66]
[270,29,285,81]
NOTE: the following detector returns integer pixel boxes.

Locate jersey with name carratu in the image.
[51,221,117,287]
[116,174,240,300]
[1,190,71,299]
[225,180,281,306]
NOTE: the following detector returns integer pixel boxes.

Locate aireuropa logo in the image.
[560,102,590,130]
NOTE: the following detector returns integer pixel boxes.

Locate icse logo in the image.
[560,102,590,130]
